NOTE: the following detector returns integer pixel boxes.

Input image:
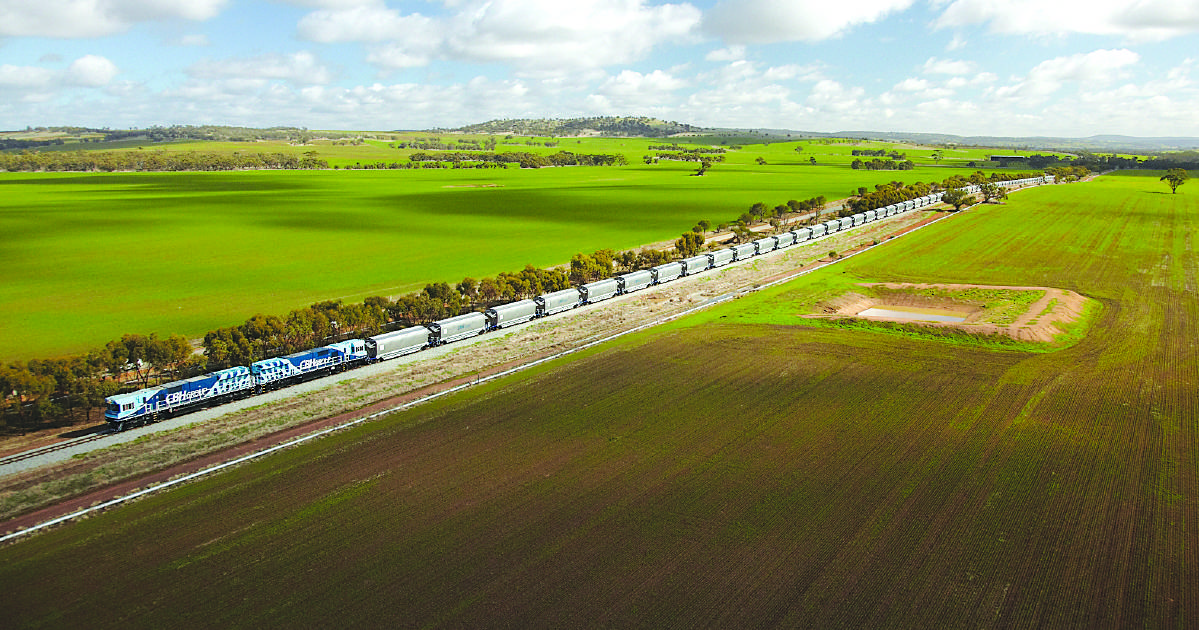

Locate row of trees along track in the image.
[0,169,1054,436]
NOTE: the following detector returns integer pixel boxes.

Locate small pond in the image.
[857,306,968,323]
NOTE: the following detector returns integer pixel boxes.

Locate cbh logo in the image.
[299,356,334,371]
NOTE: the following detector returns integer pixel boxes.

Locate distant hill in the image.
[731,128,1199,152]
[442,119,1199,152]
[441,117,704,138]
[828,131,1199,152]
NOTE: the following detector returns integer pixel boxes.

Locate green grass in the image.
[0,172,1195,627]
[1,142,997,360]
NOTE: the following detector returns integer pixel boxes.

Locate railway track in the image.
[0,431,111,468]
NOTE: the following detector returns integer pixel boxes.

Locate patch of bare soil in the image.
[809,282,1088,343]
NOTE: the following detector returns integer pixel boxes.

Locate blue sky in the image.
[1,0,1198,136]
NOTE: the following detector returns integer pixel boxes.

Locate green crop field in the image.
[1,172,1193,627]
[0,138,1001,360]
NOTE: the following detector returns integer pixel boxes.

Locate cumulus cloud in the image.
[933,0,1199,41]
[706,45,746,62]
[67,55,119,86]
[445,0,701,70]
[296,0,701,73]
[0,64,57,89]
[894,78,930,92]
[297,3,437,43]
[188,51,333,85]
[0,0,228,38]
[990,49,1140,101]
[588,69,687,111]
[0,54,118,106]
[922,57,974,75]
[0,55,117,89]
[598,69,687,96]
[703,0,915,44]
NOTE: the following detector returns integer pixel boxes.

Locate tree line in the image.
[646,145,726,154]
[851,149,905,158]
[392,137,498,151]
[1043,166,1091,182]
[851,158,915,171]
[408,150,628,168]
[0,150,329,172]
[645,152,728,164]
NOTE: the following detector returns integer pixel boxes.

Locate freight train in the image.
[104,178,1048,430]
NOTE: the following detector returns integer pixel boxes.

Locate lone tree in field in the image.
[941,188,975,211]
[1161,168,1189,194]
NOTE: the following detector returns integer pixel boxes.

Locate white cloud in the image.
[933,0,1199,42]
[706,45,746,62]
[703,0,915,43]
[884,77,954,103]
[445,0,701,71]
[990,49,1140,102]
[0,55,118,106]
[67,55,119,86]
[366,43,436,70]
[178,34,210,47]
[945,72,995,88]
[894,77,930,91]
[946,34,966,50]
[188,51,333,85]
[922,57,974,75]
[0,0,228,38]
[0,64,56,89]
[297,0,702,73]
[297,3,437,44]
[590,69,687,111]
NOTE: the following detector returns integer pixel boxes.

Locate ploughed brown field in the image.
[0,172,1195,628]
